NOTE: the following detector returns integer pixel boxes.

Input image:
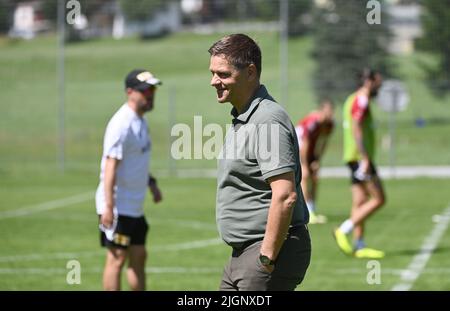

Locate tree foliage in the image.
[204,0,313,36]
[312,0,392,101]
[119,0,166,21]
[418,0,450,96]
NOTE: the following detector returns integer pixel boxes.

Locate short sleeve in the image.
[351,95,369,122]
[305,120,318,137]
[255,115,296,180]
[103,121,127,160]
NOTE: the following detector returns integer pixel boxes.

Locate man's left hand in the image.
[149,184,162,203]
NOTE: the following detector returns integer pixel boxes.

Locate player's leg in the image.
[366,175,386,210]
[126,216,149,291]
[350,175,385,225]
[351,175,386,258]
[333,162,365,255]
[100,215,130,290]
[103,247,128,290]
[351,184,369,249]
[309,164,327,224]
[301,164,316,219]
[303,161,325,224]
[127,245,147,290]
[310,167,318,203]
[301,163,312,203]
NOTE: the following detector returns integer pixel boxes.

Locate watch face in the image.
[259,255,267,265]
[259,255,273,266]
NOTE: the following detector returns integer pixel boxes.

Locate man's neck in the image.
[232,83,260,114]
[358,86,371,98]
[317,111,325,123]
[127,100,144,117]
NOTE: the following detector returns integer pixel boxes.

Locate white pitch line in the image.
[0,192,217,233]
[0,250,102,263]
[24,214,218,231]
[0,266,222,275]
[153,238,222,251]
[151,219,217,231]
[0,192,93,220]
[335,267,450,276]
[335,268,405,276]
[154,166,450,179]
[391,205,450,291]
[0,238,224,263]
[4,266,450,276]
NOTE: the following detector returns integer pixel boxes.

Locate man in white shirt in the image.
[95,69,163,291]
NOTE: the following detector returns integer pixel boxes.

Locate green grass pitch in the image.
[1,174,449,290]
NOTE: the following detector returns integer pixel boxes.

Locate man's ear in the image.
[247,64,258,82]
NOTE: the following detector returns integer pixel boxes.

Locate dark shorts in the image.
[302,154,318,167]
[99,215,149,249]
[347,161,379,184]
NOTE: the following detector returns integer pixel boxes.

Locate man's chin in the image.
[217,95,229,103]
[142,105,153,112]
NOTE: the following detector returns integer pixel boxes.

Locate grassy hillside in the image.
[1,33,449,178]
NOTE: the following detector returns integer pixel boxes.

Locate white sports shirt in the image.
[95,103,151,217]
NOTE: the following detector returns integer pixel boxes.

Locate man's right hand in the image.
[360,157,370,174]
[310,160,320,174]
[101,208,114,228]
[301,164,311,178]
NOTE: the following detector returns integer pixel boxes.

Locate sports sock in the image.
[306,200,316,213]
[339,219,354,234]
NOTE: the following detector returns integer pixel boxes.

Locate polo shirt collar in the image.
[231,85,268,124]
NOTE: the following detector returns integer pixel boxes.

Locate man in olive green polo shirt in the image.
[208,34,311,291]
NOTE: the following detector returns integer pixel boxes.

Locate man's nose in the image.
[210,74,219,86]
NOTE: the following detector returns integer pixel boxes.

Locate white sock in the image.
[339,219,354,234]
[306,200,316,214]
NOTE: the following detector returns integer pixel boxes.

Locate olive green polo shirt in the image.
[216,85,309,248]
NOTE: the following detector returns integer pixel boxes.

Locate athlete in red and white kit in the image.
[295,99,334,224]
